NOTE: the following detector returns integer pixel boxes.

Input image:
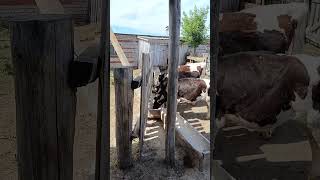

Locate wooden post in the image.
[211,0,221,179]
[114,68,134,169]
[139,53,153,158]
[166,0,181,167]
[10,15,76,180]
[95,0,110,179]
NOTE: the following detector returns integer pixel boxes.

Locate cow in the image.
[178,62,206,79]
[153,74,210,111]
[214,52,320,139]
[218,2,308,55]
[289,54,320,128]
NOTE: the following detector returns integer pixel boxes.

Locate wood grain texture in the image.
[139,53,153,158]
[211,0,221,179]
[95,0,110,179]
[165,0,181,167]
[114,68,134,169]
[10,15,76,180]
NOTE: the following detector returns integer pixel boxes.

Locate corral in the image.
[1,0,320,180]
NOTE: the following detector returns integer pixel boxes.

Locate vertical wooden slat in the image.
[165,0,181,167]
[10,15,76,180]
[210,0,221,179]
[114,68,134,168]
[139,53,153,158]
[90,0,101,23]
[309,1,316,27]
[95,0,110,179]
[139,54,150,157]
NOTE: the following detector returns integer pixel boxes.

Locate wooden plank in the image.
[175,113,210,171]
[95,0,110,179]
[34,0,65,14]
[110,29,130,66]
[308,0,316,26]
[211,0,221,179]
[10,15,76,180]
[161,110,210,172]
[139,53,153,158]
[165,0,181,167]
[114,68,134,169]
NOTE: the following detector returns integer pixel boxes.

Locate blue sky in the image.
[111,0,210,36]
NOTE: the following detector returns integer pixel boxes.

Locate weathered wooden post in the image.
[211,0,221,179]
[166,0,181,167]
[95,0,110,179]
[114,68,134,169]
[139,53,153,158]
[10,15,76,180]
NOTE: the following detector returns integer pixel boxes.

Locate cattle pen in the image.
[0,0,222,180]
[2,0,320,180]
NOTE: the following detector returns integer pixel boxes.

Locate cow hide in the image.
[216,52,310,127]
[218,3,308,55]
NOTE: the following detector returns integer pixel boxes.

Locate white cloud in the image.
[111,0,209,35]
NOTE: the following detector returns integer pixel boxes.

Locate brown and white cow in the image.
[218,3,308,55]
[178,62,206,79]
[215,52,320,139]
[152,74,209,109]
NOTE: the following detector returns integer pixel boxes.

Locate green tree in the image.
[181,5,209,55]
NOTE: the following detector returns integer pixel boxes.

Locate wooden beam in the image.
[34,0,65,14]
[165,0,181,167]
[95,0,110,179]
[211,0,221,179]
[10,15,75,180]
[114,68,134,169]
[110,29,130,66]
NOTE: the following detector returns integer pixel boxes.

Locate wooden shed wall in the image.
[0,0,89,25]
[111,33,139,68]
[221,0,240,12]
[138,38,209,68]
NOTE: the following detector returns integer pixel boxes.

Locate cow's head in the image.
[277,15,298,49]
